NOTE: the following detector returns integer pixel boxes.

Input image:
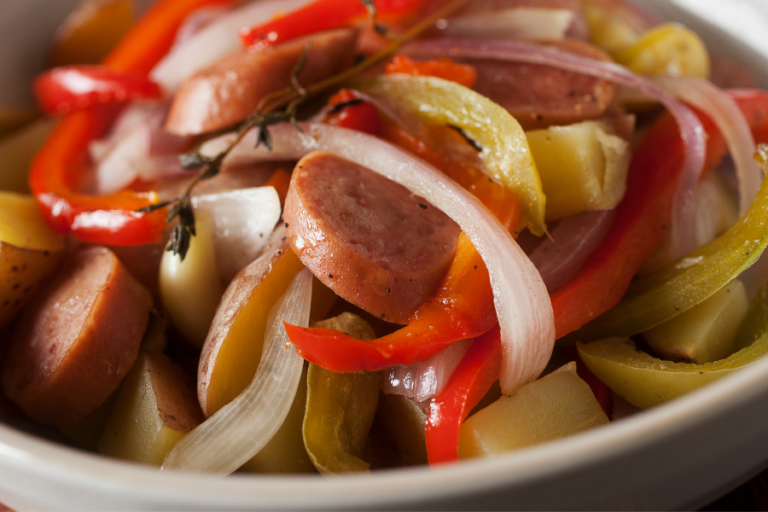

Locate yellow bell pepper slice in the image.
[356,75,547,236]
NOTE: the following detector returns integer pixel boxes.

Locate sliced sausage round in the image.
[284,151,461,324]
[164,28,358,136]
[469,39,617,130]
[2,247,152,427]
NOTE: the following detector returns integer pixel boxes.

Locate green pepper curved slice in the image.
[302,313,380,474]
[355,75,547,236]
[576,150,768,340]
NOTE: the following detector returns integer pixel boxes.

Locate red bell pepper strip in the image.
[324,89,380,135]
[425,325,501,465]
[34,66,164,116]
[386,55,478,88]
[285,232,496,372]
[552,90,768,339]
[240,0,425,49]
[30,0,236,245]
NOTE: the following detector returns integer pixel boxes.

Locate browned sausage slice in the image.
[284,152,461,324]
[164,28,358,136]
[2,247,152,427]
[469,39,617,130]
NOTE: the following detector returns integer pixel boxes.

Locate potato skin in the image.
[2,247,152,427]
[0,241,60,329]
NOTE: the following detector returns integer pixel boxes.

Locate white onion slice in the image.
[172,6,230,47]
[150,0,312,92]
[162,268,312,474]
[437,8,574,41]
[381,339,473,402]
[529,210,615,293]
[651,76,763,218]
[202,122,555,394]
[404,38,707,261]
[192,187,282,284]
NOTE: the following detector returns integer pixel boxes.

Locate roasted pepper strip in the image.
[356,75,547,236]
[577,147,768,340]
[425,325,501,465]
[551,112,682,339]
[578,282,768,409]
[285,233,496,372]
[30,0,236,245]
[302,314,380,473]
[386,55,478,88]
[240,0,425,50]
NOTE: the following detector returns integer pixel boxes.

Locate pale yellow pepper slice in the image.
[356,75,547,236]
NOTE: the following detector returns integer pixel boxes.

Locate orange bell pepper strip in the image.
[386,55,478,88]
[30,0,236,245]
[424,324,501,465]
[285,233,496,372]
[240,0,426,50]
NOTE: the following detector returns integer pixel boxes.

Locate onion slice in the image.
[404,38,707,261]
[437,8,574,41]
[150,0,312,92]
[162,268,312,474]
[381,339,473,402]
[192,187,282,284]
[202,122,555,394]
[651,75,762,218]
[530,210,615,293]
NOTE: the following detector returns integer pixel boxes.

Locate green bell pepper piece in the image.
[302,313,380,474]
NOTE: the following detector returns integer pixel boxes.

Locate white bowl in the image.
[2,1,768,510]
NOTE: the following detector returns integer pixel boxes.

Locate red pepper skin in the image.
[30,0,237,245]
[285,233,496,372]
[34,66,163,116]
[424,325,501,465]
[324,89,380,135]
[240,0,424,49]
[386,55,478,88]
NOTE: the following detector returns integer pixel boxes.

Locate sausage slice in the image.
[470,39,617,130]
[2,247,152,427]
[284,152,461,324]
[165,28,358,136]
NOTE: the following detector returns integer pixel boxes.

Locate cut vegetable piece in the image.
[614,23,710,78]
[643,280,748,364]
[159,212,224,348]
[578,333,768,409]
[48,0,135,67]
[240,364,314,474]
[303,313,379,473]
[527,120,630,221]
[0,192,66,252]
[375,394,428,466]
[458,362,608,458]
[0,119,56,194]
[98,350,204,465]
[583,3,639,56]
[163,269,312,474]
[354,75,546,236]
[734,282,768,352]
[576,149,768,341]
[198,228,303,417]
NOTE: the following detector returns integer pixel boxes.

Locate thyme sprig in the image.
[143,0,468,260]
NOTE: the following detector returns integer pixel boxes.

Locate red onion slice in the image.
[651,76,762,219]
[529,210,615,293]
[202,122,556,394]
[163,268,312,474]
[404,38,707,261]
[150,0,313,92]
[172,6,230,47]
[381,339,473,402]
[437,8,574,41]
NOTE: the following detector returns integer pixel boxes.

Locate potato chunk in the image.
[98,350,204,465]
[458,363,609,458]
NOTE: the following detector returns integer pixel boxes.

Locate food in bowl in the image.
[1,0,767,476]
